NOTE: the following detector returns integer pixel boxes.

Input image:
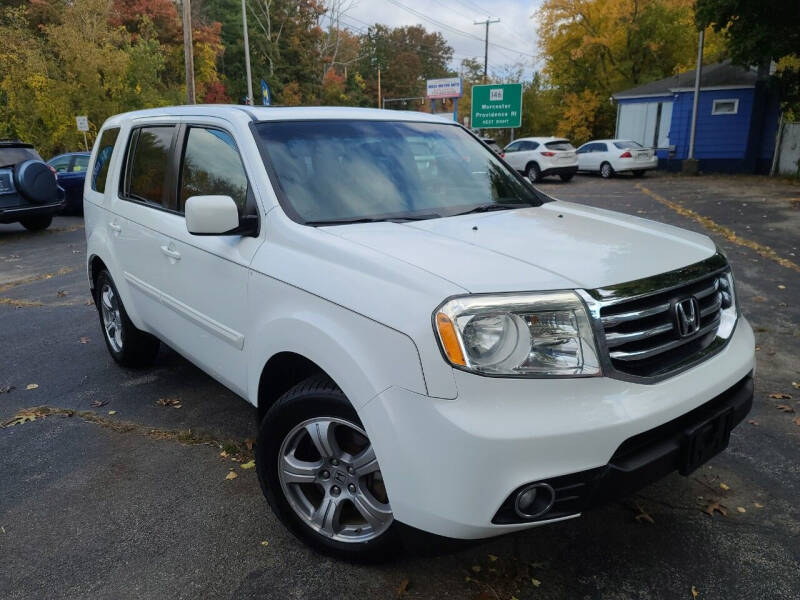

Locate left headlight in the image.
[434,291,601,377]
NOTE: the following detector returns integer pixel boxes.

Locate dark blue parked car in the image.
[47,152,90,214]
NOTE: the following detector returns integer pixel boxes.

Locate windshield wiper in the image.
[306,213,442,226]
[450,202,532,217]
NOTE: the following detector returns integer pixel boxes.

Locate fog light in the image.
[514,483,555,519]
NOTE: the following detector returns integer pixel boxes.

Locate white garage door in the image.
[617,101,672,148]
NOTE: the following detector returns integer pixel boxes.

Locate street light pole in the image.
[474,17,500,83]
[241,0,254,106]
[182,0,196,104]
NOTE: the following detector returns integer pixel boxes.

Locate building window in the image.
[712,99,739,115]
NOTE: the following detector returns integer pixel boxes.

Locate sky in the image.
[340,0,545,78]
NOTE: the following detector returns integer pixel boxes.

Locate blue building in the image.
[613,62,781,173]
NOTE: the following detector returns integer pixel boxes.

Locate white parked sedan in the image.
[502,137,578,182]
[576,139,658,178]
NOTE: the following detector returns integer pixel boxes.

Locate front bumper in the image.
[360,317,754,539]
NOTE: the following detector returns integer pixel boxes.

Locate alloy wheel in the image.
[100,283,123,353]
[277,416,393,543]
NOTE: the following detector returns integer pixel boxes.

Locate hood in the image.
[325,200,716,292]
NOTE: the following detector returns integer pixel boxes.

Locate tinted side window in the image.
[179,127,249,213]
[126,126,174,205]
[92,128,120,192]
[504,141,521,153]
[49,156,72,172]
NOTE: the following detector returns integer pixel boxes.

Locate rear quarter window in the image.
[92,128,120,192]
[123,126,175,206]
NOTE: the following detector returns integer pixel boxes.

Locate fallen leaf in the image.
[240,460,255,470]
[703,501,728,517]
[245,438,255,451]
[397,578,409,597]
[0,385,14,394]
[487,554,498,562]
[719,483,730,491]
[464,576,472,583]
[225,470,237,480]
[79,336,90,344]
[776,404,795,413]
[752,296,767,303]
[84,298,94,306]
[108,410,117,415]
[219,450,229,459]
[770,392,792,400]
[156,397,182,408]
[531,578,542,587]
[754,502,764,508]
[736,506,746,513]
[793,417,800,427]
[692,585,699,598]
[56,289,67,297]
[777,284,786,290]
[634,502,655,524]
[26,383,39,390]
[792,382,800,389]
[471,565,481,573]
[90,400,108,408]
[748,419,759,426]
[3,411,39,427]
[260,540,269,547]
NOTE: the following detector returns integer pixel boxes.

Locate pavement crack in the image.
[2,405,254,460]
[636,183,800,274]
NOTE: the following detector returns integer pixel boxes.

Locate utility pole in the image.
[377,67,381,108]
[474,17,500,83]
[241,0,254,105]
[182,0,196,104]
[684,28,704,174]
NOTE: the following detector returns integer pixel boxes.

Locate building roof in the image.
[613,62,758,99]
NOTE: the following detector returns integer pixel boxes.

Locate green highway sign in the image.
[471,83,523,129]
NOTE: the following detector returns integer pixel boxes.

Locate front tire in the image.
[95,270,160,368]
[526,163,542,183]
[20,215,53,231]
[600,162,614,179]
[256,375,400,562]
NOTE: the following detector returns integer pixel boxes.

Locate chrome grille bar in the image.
[600,302,670,327]
[605,322,674,348]
[609,317,721,362]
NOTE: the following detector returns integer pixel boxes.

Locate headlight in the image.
[434,291,601,377]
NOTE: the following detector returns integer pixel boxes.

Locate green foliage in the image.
[695,0,800,113]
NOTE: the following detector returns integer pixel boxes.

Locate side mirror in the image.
[185,195,258,237]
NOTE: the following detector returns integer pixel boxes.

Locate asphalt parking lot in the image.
[1,172,799,599]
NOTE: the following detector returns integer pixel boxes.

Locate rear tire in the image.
[526,163,542,183]
[632,170,646,178]
[19,215,52,231]
[256,375,400,562]
[600,162,614,179]
[95,270,160,368]
[559,173,574,182]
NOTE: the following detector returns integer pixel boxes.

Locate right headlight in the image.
[434,291,601,377]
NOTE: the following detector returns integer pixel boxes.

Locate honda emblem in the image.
[675,297,700,337]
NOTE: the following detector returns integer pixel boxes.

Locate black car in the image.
[0,140,65,231]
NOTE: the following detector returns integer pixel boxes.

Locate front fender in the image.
[246,272,427,410]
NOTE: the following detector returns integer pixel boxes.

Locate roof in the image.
[103,105,452,127]
[613,62,758,100]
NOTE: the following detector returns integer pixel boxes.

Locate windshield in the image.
[0,146,41,167]
[254,120,541,224]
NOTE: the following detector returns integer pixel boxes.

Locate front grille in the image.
[596,270,727,378]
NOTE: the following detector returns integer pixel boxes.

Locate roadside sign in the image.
[75,116,89,132]
[471,83,523,129]
[426,77,462,99]
[260,79,271,106]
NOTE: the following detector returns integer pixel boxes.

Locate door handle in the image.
[160,245,181,261]
[108,221,122,233]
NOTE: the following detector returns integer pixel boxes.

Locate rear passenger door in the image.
[151,123,261,397]
[110,124,178,335]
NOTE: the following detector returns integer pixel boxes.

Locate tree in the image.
[537,0,727,139]
[695,0,800,115]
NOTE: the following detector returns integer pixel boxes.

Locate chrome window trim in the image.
[577,253,737,384]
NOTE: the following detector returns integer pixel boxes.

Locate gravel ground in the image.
[1,171,799,599]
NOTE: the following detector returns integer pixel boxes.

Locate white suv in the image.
[502,137,578,182]
[84,106,754,561]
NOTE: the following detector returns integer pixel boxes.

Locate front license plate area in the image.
[679,408,734,475]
